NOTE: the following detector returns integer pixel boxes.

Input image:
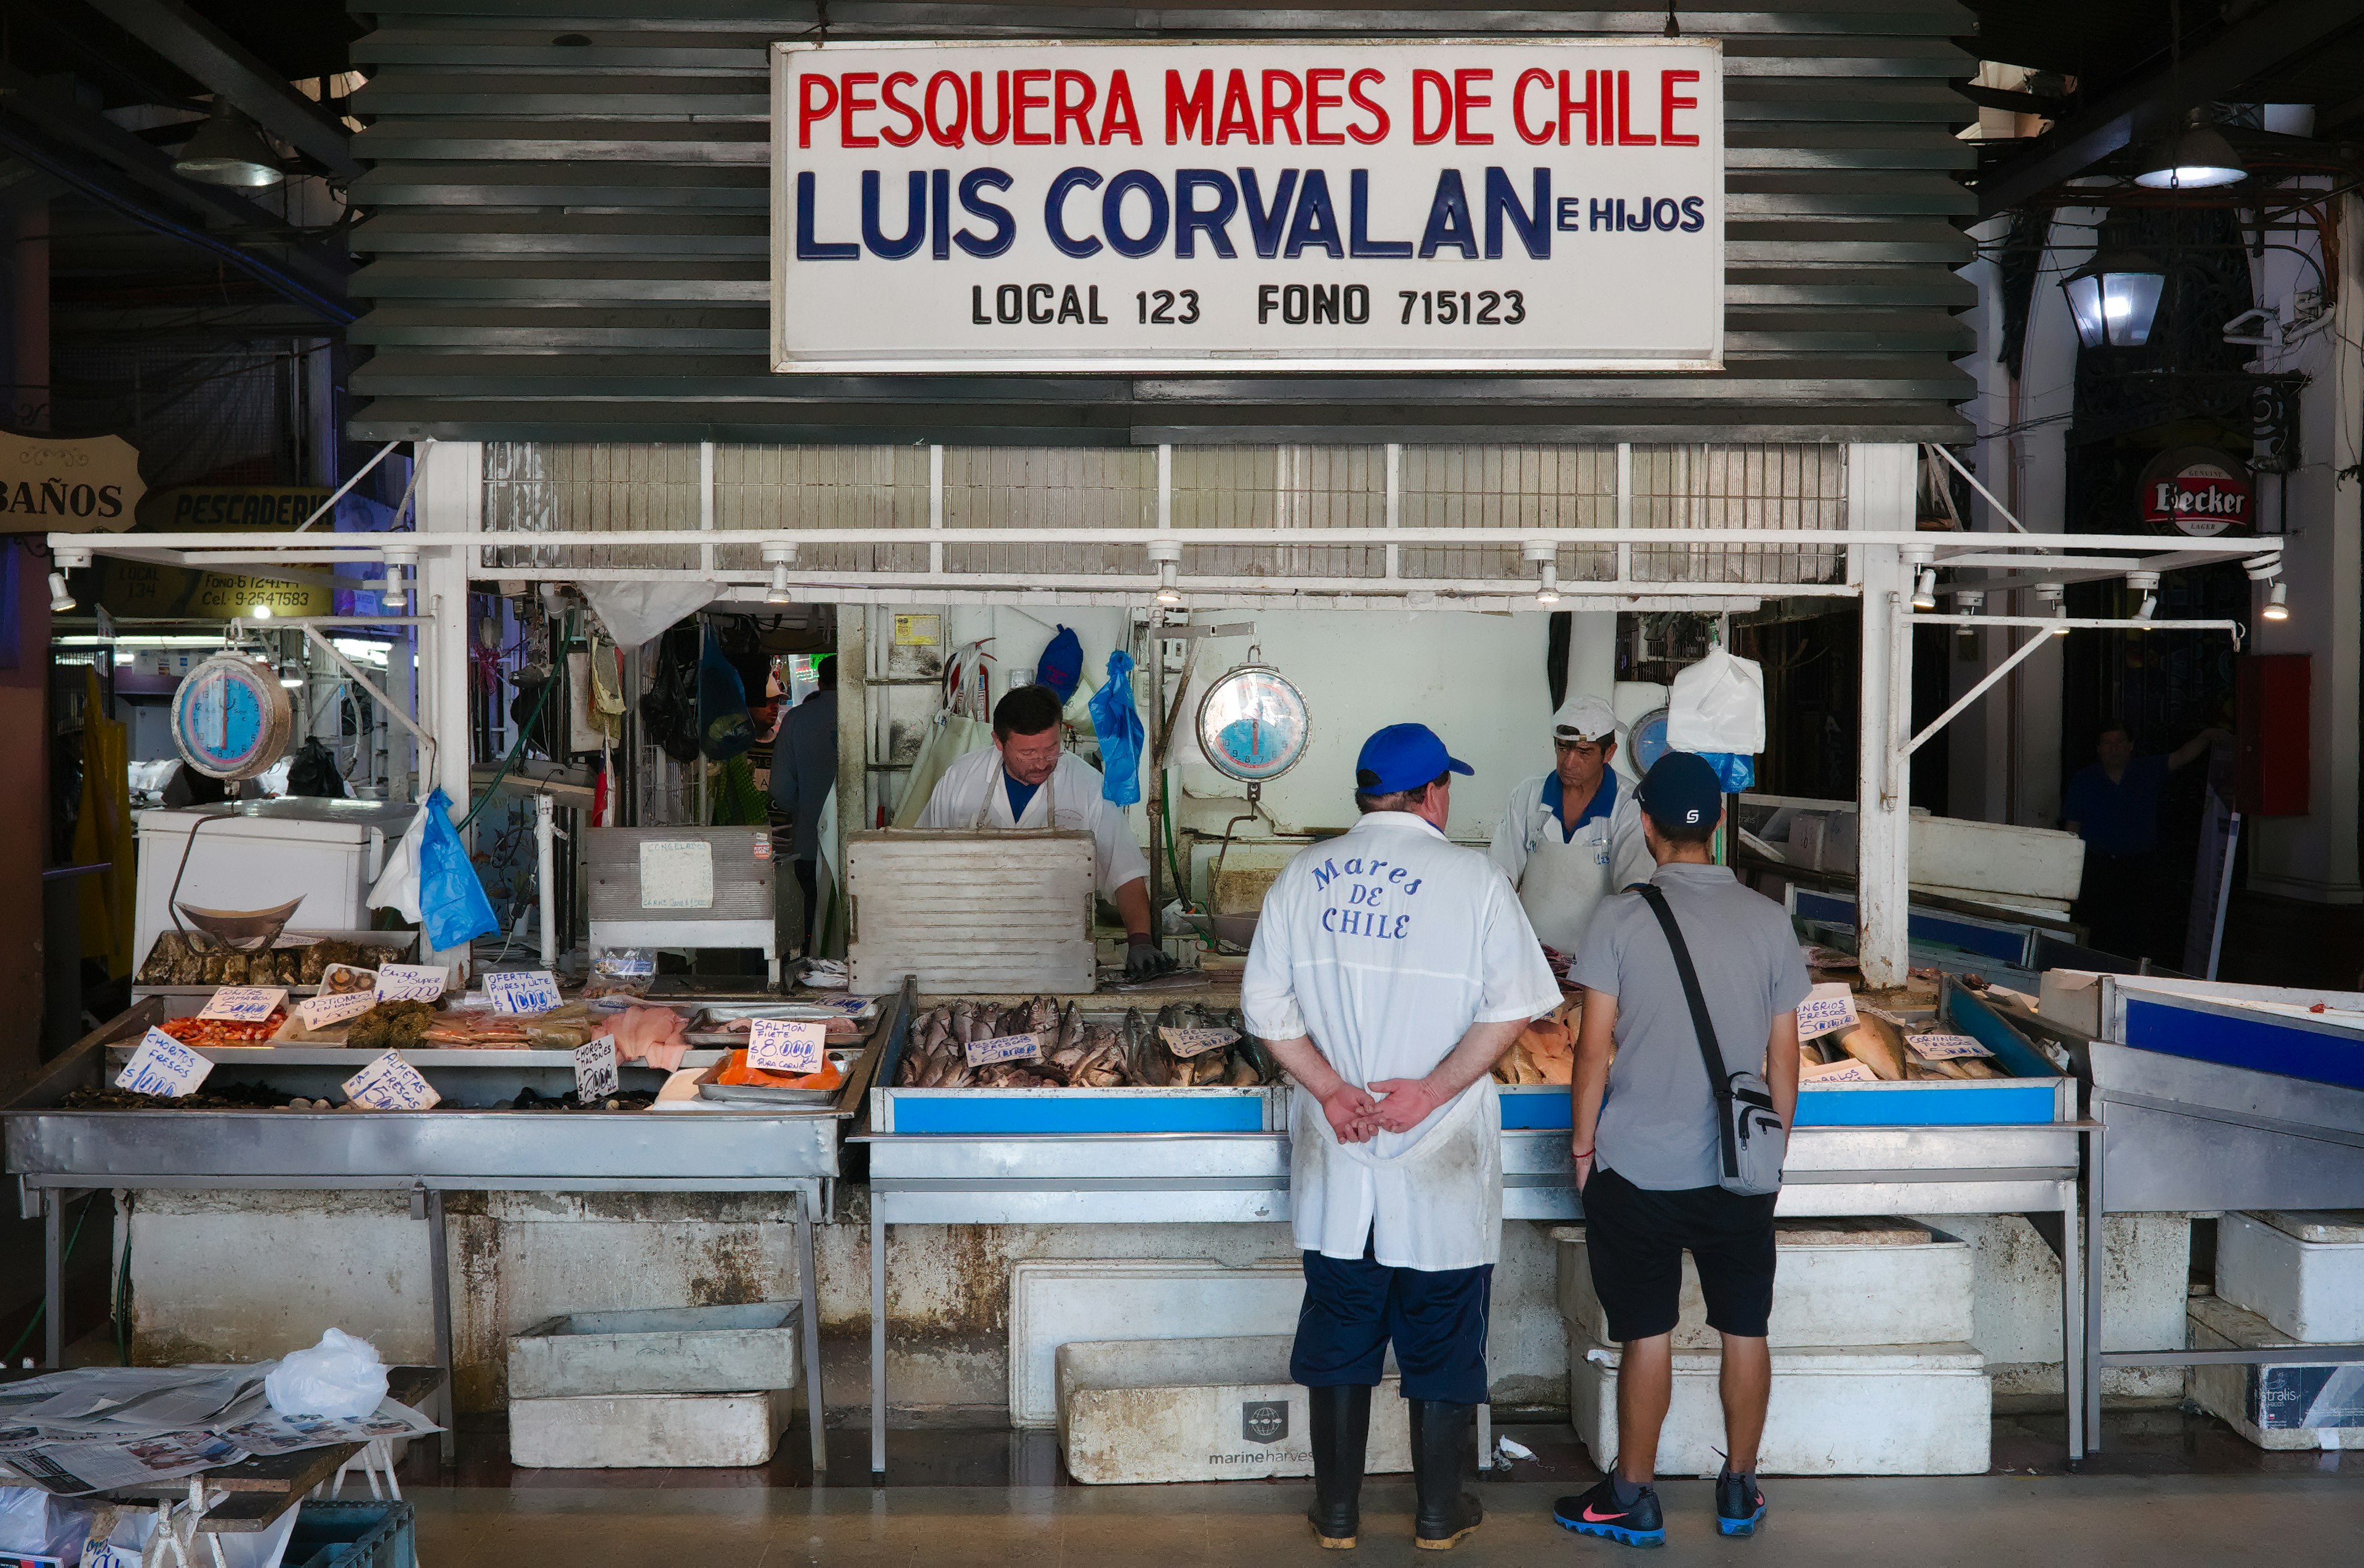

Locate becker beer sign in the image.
[771,39,1724,373]
[2139,447,2252,537]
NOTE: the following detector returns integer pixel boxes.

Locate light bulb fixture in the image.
[1953,590,1984,614]
[2263,581,2290,621]
[2134,111,2247,191]
[2126,571,2160,625]
[47,572,74,613]
[173,104,284,188]
[380,542,418,609]
[760,541,798,605]
[1147,538,1183,606]
[1912,568,1938,610]
[1522,540,1561,606]
[2037,582,2070,636]
[249,603,273,619]
[2059,249,2166,348]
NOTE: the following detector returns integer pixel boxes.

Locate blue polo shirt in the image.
[1542,769,1619,843]
[2064,755,2170,856]
[1005,775,1043,822]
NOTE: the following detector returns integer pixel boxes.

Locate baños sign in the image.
[771,39,1723,374]
[0,432,145,533]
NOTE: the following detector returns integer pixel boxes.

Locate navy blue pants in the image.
[1290,1233,1493,1405]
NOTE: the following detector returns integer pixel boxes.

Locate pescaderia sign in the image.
[770,38,1723,374]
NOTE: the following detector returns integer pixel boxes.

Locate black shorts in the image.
[1580,1164,1777,1341]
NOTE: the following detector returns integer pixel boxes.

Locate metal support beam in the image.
[1903,626,2057,759]
[1851,444,1916,988]
[1975,0,2364,217]
[81,0,361,180]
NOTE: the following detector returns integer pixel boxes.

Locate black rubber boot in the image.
[1306,1384,1372,1549]
[1409,1401,1484,1550]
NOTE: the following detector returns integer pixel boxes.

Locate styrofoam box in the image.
[2215,1211,2364,1345]
[1057,1335,1411,1485]
[510,1388,792,1468]
[1010,1259,1304,1427]
[509,1302,801,1398]
[1569,1332,1990,1476]
[2187,1294,2364,1452]
[1553,1219,1973,1351]
[1819,809,2083,901]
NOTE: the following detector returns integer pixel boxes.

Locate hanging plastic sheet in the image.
[418,786,499,950]
[1088,650,1144,807]
[891,711,990,827]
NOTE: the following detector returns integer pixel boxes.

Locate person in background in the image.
[1488,694,1653,960]
[768,656,838,956]
[1555,752,1806,1548]
[2063,722,2229,959]
[915,683,1172,979]
[1244,723,1559,1553]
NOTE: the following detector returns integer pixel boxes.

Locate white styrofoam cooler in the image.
[2215,1212,2364,1345]
[133,799,415,968]
[509,1388,792,1468]
[1554,1220,1974,1350]
[1568,1333,1992,1476]
[2187,1294,2364,1452]
[1011,1258,1304,1427]
[508,1303,801,1399]
[1056,1335,1412,1485]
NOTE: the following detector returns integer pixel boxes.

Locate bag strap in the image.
[1633,882,1741,1182]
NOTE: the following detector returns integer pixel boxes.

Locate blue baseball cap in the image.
[1355,723,1474,795]
[1636,751,1724,830]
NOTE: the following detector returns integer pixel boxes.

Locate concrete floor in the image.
[393,1414,2362,1567]
[404,1473,2363,1568]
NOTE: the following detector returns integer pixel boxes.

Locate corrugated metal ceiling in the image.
[347,2,1977,446]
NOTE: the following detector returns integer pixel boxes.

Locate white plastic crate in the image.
[2187,1295,2364,1452]
[1567,1332,1990,1476]
[1554,1219,1973,1351]
[1056,1335,1412,1485]
[2215,1212,2364,1345]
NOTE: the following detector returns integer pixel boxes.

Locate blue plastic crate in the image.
[284,1502,415,1568]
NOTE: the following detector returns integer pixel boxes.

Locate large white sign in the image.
[771,39,1723,373]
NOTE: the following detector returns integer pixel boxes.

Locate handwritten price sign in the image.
[965,1032,1042,1068]
[485,970,563,1014]
[297,989,379,1030]
[1794,983,1860,1041]
[1907,1033,1993,1061]
[116,1029,212,1097]
[373,964,448,1002]
[747,1019,826,1075]
[199,986,287,1023]
[574,1037,621,1100]
[1159,1026,1239,1059]
[342,1050,441,1111]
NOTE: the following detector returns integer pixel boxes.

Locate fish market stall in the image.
[2,984,897,1473]
[2081,977,2364,1453]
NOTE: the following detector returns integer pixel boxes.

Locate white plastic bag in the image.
[263,1328,390,1419]
[1666,648,1767,754]
[367,807,426,922]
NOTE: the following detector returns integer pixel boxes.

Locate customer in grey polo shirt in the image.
[1550,752,1807,1549]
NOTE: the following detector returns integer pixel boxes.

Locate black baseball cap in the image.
[1635,752,1723,830]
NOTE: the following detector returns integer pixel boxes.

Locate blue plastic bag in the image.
[698,630,755,760]
[1692,750,1757,792]
[419,787,499,951]
[1087,651,1144,807]
[1036,625,1084,702]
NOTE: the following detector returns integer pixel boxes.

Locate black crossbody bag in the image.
[1633,884,1787,1196]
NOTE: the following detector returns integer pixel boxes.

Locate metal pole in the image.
[1900,626,2057,758]
[870,1203,888,1479]
[423,1188,456,1466]
[1850,444,1916,987]
[536,794,557,967]
[42,1189,64,1367]
[2084,1117,2106,1453]
[2061,1165,2083,1464]
[797,1188,828,1473]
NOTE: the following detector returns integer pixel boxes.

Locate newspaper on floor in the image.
[0,1364,441,1496]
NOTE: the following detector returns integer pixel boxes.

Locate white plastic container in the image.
[2214,1212,2364,1344]
[508,1303,802,1398]
[1554,1220,1974,1351]
[1568,1332,1991,1476]
[509,1388,792,1468]
[1010,1259,1304,1428]
[134,799,415,968]
[1056,1335,1412,1485]
[2187,1294,2364,1452]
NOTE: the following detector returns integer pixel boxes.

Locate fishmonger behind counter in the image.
[915,685,1176,981]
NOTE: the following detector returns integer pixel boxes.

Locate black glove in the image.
[1125,936,1176,980]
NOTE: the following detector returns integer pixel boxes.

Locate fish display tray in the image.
[871,1002,1280,1135]
[1502,977,2068,1130]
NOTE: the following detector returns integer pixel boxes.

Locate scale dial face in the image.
[1628,707,1673,775]
[171,656,289,779]
[1196,667,1311,784]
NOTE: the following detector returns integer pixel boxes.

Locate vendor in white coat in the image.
[1488,693,1654,955]
[914,683,1171,979]
[1243,723,1559,1554]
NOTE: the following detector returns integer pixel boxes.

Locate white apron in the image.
[967,761,1056,831]
[1290,1076,1502,1272]
[1516,807,1617,952]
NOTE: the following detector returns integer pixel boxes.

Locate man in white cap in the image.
[1488,694,1654,955]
